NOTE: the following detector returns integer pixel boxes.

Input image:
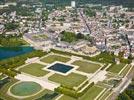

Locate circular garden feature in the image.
[10,82,42,96]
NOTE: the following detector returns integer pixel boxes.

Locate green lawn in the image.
[107,63,126,74]
[72,60,101,73]
[41,55,70,63]
[10,82,42,96]
[0,79,58,100]
[33,34,48,40]
[99,90,111,100]
[120,65,132,76]
[36,89,59,100]
[48,73,87,88]
[60,31,77,43]
[58,86,104,100]
[19,63,49,77]
[59,95,76,100]
[0,74,6,80]
[0,79,19,100]
[80,85,104,100]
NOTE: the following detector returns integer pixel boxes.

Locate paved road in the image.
[109,67,134,100]
[78,8,91,34]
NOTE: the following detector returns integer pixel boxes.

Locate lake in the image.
[0,46,34,60]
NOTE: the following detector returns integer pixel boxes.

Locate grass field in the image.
[72,60,101,73]
[0,79,58,100]
[99,90,111,100]
[41,55,70,63]
[19,63,49,77]
[107,63,126,74]
[59,95,76,100]
[57,86,105,100]
[33,34,48,40]
[0,74,6,80]
[80,85,104,100]
[48,73,87,88]
[10,82,42,96]
[120,65,131,76]
[0,79,19,100]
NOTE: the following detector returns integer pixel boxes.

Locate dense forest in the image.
[40,0,134,8]
[0,0,134,8]
[0,0,134,7]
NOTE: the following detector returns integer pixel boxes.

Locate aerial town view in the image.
[0,0,134,100]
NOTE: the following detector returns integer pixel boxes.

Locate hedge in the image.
[77,82,94,97]
[60,85,76,91]
[77,80,89,91]
[54,82,94,98]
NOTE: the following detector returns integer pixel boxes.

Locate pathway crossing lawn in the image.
[120,65,132,76]
[99,90,111,100]
[72,60,101,73]
[19,63,49,77]
[80,85,104,100]
[107,63,126,74]
[48,73,87,88]
[59,95,76,100]
[41,55,70,63]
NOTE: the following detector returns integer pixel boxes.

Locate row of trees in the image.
[0,34,24,47]
[51,49,132,64]
[0,50,48,77]
[55,82,94,99]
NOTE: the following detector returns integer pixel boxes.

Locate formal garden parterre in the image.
[0,50,133,100]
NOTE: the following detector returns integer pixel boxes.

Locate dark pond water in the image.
[0,46,34,60]
[48,63,73,73]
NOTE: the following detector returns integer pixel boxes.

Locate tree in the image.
[117,93,131,100]
[76,33,84,39]
[4,22,19,31]
[52,17,56,21]
[60,31,77,43]
[84,7,96,17]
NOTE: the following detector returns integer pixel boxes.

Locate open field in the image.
[19,63,49,77]
[72,60,101,73]
[107,63,126,74]
[48,73,87,88]
[80,85,104,100]
[41,55,70,63]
